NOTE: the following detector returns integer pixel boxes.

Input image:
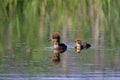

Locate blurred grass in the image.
[0,0,120,74]
[0,0,120,54]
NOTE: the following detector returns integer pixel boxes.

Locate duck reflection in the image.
[51,32,67,65]
[75,40,91,53]
[52,52,60,65]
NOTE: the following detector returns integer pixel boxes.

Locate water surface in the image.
[0,32,120,80]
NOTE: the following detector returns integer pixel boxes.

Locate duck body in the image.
[58,43,67,53]
[75,40,91,53]
[53,41,67,53]
[82,42,91,49]
[52,32,67,53]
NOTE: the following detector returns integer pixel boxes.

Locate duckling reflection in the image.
[75,40,91,53]
[52,53,60,65]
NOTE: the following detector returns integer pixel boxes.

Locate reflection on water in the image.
[0,26,120,80]
[0,25,120,79]
[52,53,61,65]
[1,0,120,79]
[0,38,120,80]
[1,27,120,80]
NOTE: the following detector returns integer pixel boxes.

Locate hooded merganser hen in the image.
[51,32,67,53]
[75,40,91,53]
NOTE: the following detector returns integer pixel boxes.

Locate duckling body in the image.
[52,32,67,53]
[82,42,91,49]
[75,40,91,53]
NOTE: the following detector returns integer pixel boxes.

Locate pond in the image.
[0,0,120,80]
[0,30,120,80]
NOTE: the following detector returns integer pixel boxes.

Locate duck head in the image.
[75,40,82,53]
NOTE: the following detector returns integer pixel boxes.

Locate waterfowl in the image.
[75,40,83,53]
[75,40,91,53]
[52,32,60,42]
[51,32,67,53]
[82,42,91,49]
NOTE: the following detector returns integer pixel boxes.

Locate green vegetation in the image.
[0,0,120,73]
[0,0,119,48]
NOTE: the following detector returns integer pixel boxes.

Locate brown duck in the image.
[75,40,91,53]
[51,32,67,53]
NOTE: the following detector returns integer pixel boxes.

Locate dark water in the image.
[0,31,120,80]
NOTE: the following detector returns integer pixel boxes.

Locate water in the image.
[0,36,120,80]
[0,72,120,80]
[1,0,120,79]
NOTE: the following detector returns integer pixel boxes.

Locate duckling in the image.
[75,40,91,53]
[51,32,67,53]
[75,40,83,53]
